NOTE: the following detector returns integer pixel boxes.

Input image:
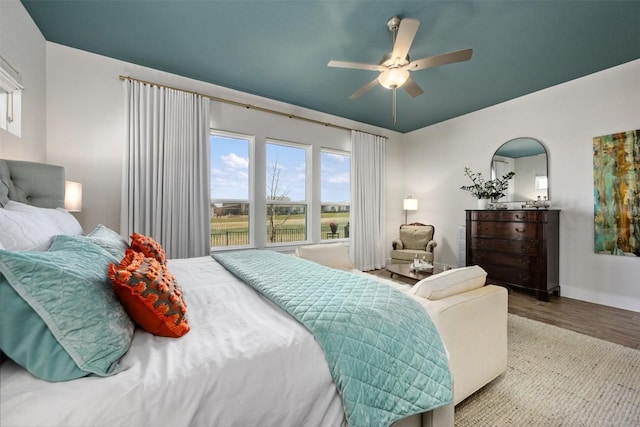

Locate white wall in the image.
[45,43,403,238]
[400,59,640,312]
[0,0,46,161]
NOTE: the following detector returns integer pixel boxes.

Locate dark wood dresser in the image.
[465,209,560,301]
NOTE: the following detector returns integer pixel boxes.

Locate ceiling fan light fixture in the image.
[377,68,410,89]
[327,16,472,125]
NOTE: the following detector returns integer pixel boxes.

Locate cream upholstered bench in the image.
[296,243,508,406]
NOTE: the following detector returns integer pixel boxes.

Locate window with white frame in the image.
[210,131,253,248]
[320,149,351,240]
[0,56,23,137]
[265,140,309,245]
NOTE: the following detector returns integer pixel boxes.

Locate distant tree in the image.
[267,159,290,243]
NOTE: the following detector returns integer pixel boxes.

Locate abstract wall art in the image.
[593,129,639,256]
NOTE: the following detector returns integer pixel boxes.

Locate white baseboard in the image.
[561,285,640,313]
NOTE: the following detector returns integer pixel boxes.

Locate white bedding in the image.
[0,256,346,427]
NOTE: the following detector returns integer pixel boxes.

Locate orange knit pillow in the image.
[130,232,166,265]
[108,250,189,338]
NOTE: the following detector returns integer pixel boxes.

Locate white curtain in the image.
[350,130,386,271]
[122,80,211,259]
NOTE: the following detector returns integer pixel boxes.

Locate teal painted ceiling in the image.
[20,1,640,133]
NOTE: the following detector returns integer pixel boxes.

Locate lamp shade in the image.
[64,181,82,212]
[403,198,418,211]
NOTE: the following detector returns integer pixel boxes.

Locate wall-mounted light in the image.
[64,181,82,212]
[403,196,418,224]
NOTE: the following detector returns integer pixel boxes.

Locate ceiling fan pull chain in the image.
[392,87,397,125]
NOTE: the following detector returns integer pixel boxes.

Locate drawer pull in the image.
[515,214,525,219]
[515,228,526,233]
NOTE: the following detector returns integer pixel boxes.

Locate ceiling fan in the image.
[328,16,473,125]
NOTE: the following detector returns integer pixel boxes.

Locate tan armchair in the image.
[390,222,437,264]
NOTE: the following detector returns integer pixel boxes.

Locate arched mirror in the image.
[491,137,548,202]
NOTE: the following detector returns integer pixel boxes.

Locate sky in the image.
[210,134,350,203]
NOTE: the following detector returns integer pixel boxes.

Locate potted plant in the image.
[460,167,515,208]
[329,222,338,234]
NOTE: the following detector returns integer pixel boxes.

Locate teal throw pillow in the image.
[0,279,87,380]
[0,234,134,381]
[86,224,130,259]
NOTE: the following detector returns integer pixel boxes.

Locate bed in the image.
[0,159,454,427]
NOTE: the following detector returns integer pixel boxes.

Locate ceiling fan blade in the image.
[405,48,473,71]
[391,18,420,64]
[328,60,386,72]
[402,76,424,98]
[349,77,380,99]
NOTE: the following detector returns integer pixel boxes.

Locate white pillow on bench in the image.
[409,265,487,300]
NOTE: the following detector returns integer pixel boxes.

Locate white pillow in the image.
[409,265,487,300]
[0,201,83,251]
[295,243,354,270]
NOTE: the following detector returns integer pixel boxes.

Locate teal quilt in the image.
[213,250,452,427]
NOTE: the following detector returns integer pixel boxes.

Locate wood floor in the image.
[507,288,640,349]
[371,269,640,350]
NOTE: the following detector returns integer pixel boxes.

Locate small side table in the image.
[385,263,440,283]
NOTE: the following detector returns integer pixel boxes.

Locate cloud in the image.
[211,166,248,199]
[325,152,348,163]
[326,172,350,184]
[221,153,248,169]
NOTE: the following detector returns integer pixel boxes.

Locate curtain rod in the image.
[119,75,387,139]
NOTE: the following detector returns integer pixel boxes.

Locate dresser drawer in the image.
[469,250,540,270]
[470,238,539,255]
[468,210,548,223]
[479,263,540,290]
[469,221,539,240]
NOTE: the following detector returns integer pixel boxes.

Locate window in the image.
[320,150,351,240]
[266,140,308,245]
[210,129,349,249]
[0,56,23,137]
[210,131,253,248]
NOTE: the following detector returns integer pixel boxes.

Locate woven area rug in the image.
[454,314,640,426]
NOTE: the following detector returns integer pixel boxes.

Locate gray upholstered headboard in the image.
[0,159,65,209]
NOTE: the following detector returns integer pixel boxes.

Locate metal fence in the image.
[267,227,307,243]
[210,231,249,247]
[211,223,349,247]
